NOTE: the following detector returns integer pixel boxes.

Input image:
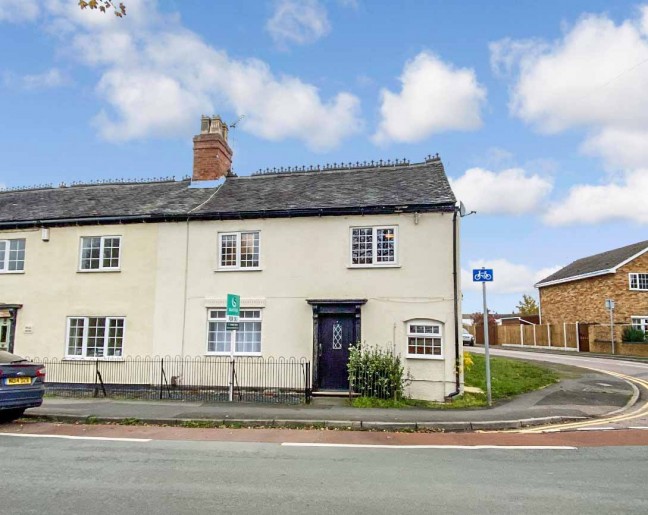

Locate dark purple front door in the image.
[318,315,355,390]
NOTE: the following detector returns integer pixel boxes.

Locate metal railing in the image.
[29,356,312,404]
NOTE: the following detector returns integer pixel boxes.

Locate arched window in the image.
[406,320,443,358]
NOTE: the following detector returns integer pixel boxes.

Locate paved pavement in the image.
[1,434,647,514]
[25,357,636,431]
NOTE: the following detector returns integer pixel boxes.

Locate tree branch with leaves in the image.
[516,294,539,315]
[78,1,126,17]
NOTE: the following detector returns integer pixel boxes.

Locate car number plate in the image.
[6,377,32,385]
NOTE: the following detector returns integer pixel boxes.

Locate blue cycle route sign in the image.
[473,269,494,282]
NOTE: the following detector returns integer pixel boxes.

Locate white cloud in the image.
[8,0,361,150]
[0,0,39,23]
[491,6,648,170]
[373,52,486,144]
[3,68,69,90]
[462,259,561,295]
[266,0,330,47]
[544,170,648,225]
[450,167,553,215]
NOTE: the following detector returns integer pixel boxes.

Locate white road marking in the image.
[628,426,648,430]
[0,433,151,442]
[281,443,576,450]
[575,427,616,431]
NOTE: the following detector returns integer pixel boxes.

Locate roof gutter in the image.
[0,203,457,229]
[535,268,615,288]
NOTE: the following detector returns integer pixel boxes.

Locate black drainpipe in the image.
[447,207,461,399]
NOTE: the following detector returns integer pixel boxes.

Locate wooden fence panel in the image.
[535,325,549,346]
[522,325,535,346]
[474,324,499,345]
[497,325,522,345]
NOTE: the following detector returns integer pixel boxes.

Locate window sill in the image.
[214,268,263,273]
[347,264,400,269]
[63,357,124,361]
[77,269,121,274]
[406,355,444,361]
[205,352,263,357]
[0,271,25,275]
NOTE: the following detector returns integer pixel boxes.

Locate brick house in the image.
[535,241,648,335]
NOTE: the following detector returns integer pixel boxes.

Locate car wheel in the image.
[0,409,26,424]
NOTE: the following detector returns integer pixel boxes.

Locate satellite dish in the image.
[458,201,476,218]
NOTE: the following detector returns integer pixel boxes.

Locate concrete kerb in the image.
[21,413,595,432]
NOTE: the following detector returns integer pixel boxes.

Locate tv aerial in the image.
[229,115,245,129]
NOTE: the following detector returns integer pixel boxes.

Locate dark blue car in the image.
[0,351,45,423]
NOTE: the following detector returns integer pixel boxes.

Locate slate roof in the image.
[0,180,213,225]
[536,240,648,287]
[0,158,455,227]
[194,160,455,215]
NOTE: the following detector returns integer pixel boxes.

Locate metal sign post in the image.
[473,268,493,406]
[605,299,615,355]
[227,294,240,402]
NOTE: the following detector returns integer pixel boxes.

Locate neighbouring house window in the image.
[632,317,648,333]
[66,317,125,358]
[218,232,260,269]
[207,309,262,354]
[407,320,443,358]
[80,236,121,271]
[629,273,648,291]
[350,226,397,266]
[0,239,26,273]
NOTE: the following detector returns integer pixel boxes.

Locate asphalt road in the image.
[1,435,647,515]
[471,346,648,430]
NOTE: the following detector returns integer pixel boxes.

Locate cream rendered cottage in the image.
[0,116,462,401]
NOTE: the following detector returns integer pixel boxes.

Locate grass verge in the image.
[350,352,559,409]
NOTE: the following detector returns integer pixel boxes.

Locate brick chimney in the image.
[192,115,233,181]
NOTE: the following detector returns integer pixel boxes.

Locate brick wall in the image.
[539,251,648,325]
[192,133,233,181]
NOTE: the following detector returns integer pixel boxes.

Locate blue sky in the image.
[1,0,646,313]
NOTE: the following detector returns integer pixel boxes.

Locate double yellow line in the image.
[521,368,648,434]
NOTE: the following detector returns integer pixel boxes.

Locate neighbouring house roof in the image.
[0,158,456,228]
[535,240,648,288]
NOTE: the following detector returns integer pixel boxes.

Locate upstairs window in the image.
[629,273,648,291]
[407,320,443,358]
[350,226,397,266]
[218,232,260,269]
[0,239,26,273]
[66,317,125,358]
[80,236,121,271]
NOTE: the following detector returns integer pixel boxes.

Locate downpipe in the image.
[447,208,462,399]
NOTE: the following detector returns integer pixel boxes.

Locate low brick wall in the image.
[590,340,648,357]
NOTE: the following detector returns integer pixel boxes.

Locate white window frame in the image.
[631,316,648,333]
[406,319,444,360]
[206,309,263,356]
[629,273,648,291]
[217,231,261,271]
[65,316,126,360]
[349,225,399,268]
[0,238,26,274]
[79,236,122,272]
